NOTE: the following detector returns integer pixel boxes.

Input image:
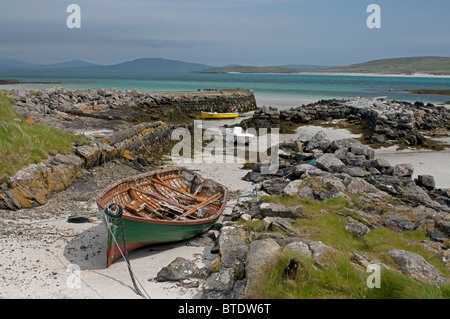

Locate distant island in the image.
[311,56,450,76]
[199,57,450,76]
[1,56,450,76]
[402,89,450,96]
[199,66,326,74]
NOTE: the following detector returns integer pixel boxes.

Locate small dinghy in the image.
[201,111,239,119]
[96,167,228,267]
[226,126,255,145]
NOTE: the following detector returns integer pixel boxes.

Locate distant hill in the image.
[199,57,450,75]
[281,64,331,69]
[94,58,213,73]
[42,60,102,69]
[2,56,450,75]
[0,57,214,73]
[0,58,101,70]
[0,58,41,70]
[306,56,450,75]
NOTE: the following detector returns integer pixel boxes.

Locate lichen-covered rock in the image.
[284,241,312,258]
[330,138,362,151]
[416,175,436,190]
[156,257,207,282]
[244,239,281,297]
[305,130,331,152]
[0,154,85,210]
[259,202,307,219]
[346,222,371,237]
[393,163,414,177]
[262,216,298,234]
[387,249,449,285]
[315,154,345,173]
[218,226,248,279]
[202,268,236,297]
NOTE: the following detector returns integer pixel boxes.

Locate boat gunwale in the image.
[96,167,228,226]
[201,111,238,115]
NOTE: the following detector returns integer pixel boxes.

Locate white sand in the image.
[376,147,450,189]
[1,121,448,299]
[0,218,215,299]
[0,159,252,299]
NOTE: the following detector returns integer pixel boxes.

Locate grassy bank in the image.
[0,92,85,183]
[246,195,450,299]
[255,250,450,299]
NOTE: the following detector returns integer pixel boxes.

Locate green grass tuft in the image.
[0,93,86,183]
[250,194,450,298]
[253,250,450,299]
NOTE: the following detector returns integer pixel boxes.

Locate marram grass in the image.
[251,250,450,299]
[0,93,86,183]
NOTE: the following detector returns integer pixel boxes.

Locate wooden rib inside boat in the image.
[96,167,228,267]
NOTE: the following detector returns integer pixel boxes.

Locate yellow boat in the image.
[201,111,239,119]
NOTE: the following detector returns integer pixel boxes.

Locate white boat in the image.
[226,127,255,145]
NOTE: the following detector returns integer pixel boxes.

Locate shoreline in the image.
[295,72,450,79]
[0,79,62,85]
[221,71,450,78]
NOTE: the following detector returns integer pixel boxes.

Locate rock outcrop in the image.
[9,87,257,128]
[0,154,85,210]
[193,130,449,298]
[243,97,450,147]
[387,249,449,285]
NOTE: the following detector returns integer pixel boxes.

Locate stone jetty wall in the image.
[9,87,257,124]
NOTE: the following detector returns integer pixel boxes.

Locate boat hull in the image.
[101,213,219,267]
[201,111,239,119]
[96,167,228,267]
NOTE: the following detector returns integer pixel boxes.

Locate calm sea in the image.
[1,71,450,110]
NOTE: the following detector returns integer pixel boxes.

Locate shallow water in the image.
[2,71,450,109]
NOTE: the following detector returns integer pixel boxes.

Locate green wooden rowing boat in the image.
[96,167,228,267]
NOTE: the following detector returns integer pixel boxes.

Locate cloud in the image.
[0,0,449,66]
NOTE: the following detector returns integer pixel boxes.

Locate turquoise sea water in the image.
[1,71,450,110]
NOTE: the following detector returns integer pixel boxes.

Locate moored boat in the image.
[96,167,228,267]
[225,126,255,145]
[201,111,239,119]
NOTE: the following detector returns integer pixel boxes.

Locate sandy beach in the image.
[0,148,256,299]
[295,72,450,79]
[376,147,450,189]
[0,120,449,299]
[0,160,239,299]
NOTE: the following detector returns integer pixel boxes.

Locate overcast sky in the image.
[1,0,449,66]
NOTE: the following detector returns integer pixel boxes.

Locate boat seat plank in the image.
[175,193,222,220]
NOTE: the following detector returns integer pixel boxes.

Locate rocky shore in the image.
[1,89,449,299]
[154,130,449,298]
[8,87,257,127]
[0,88,257,210]
[245,96,449,148]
